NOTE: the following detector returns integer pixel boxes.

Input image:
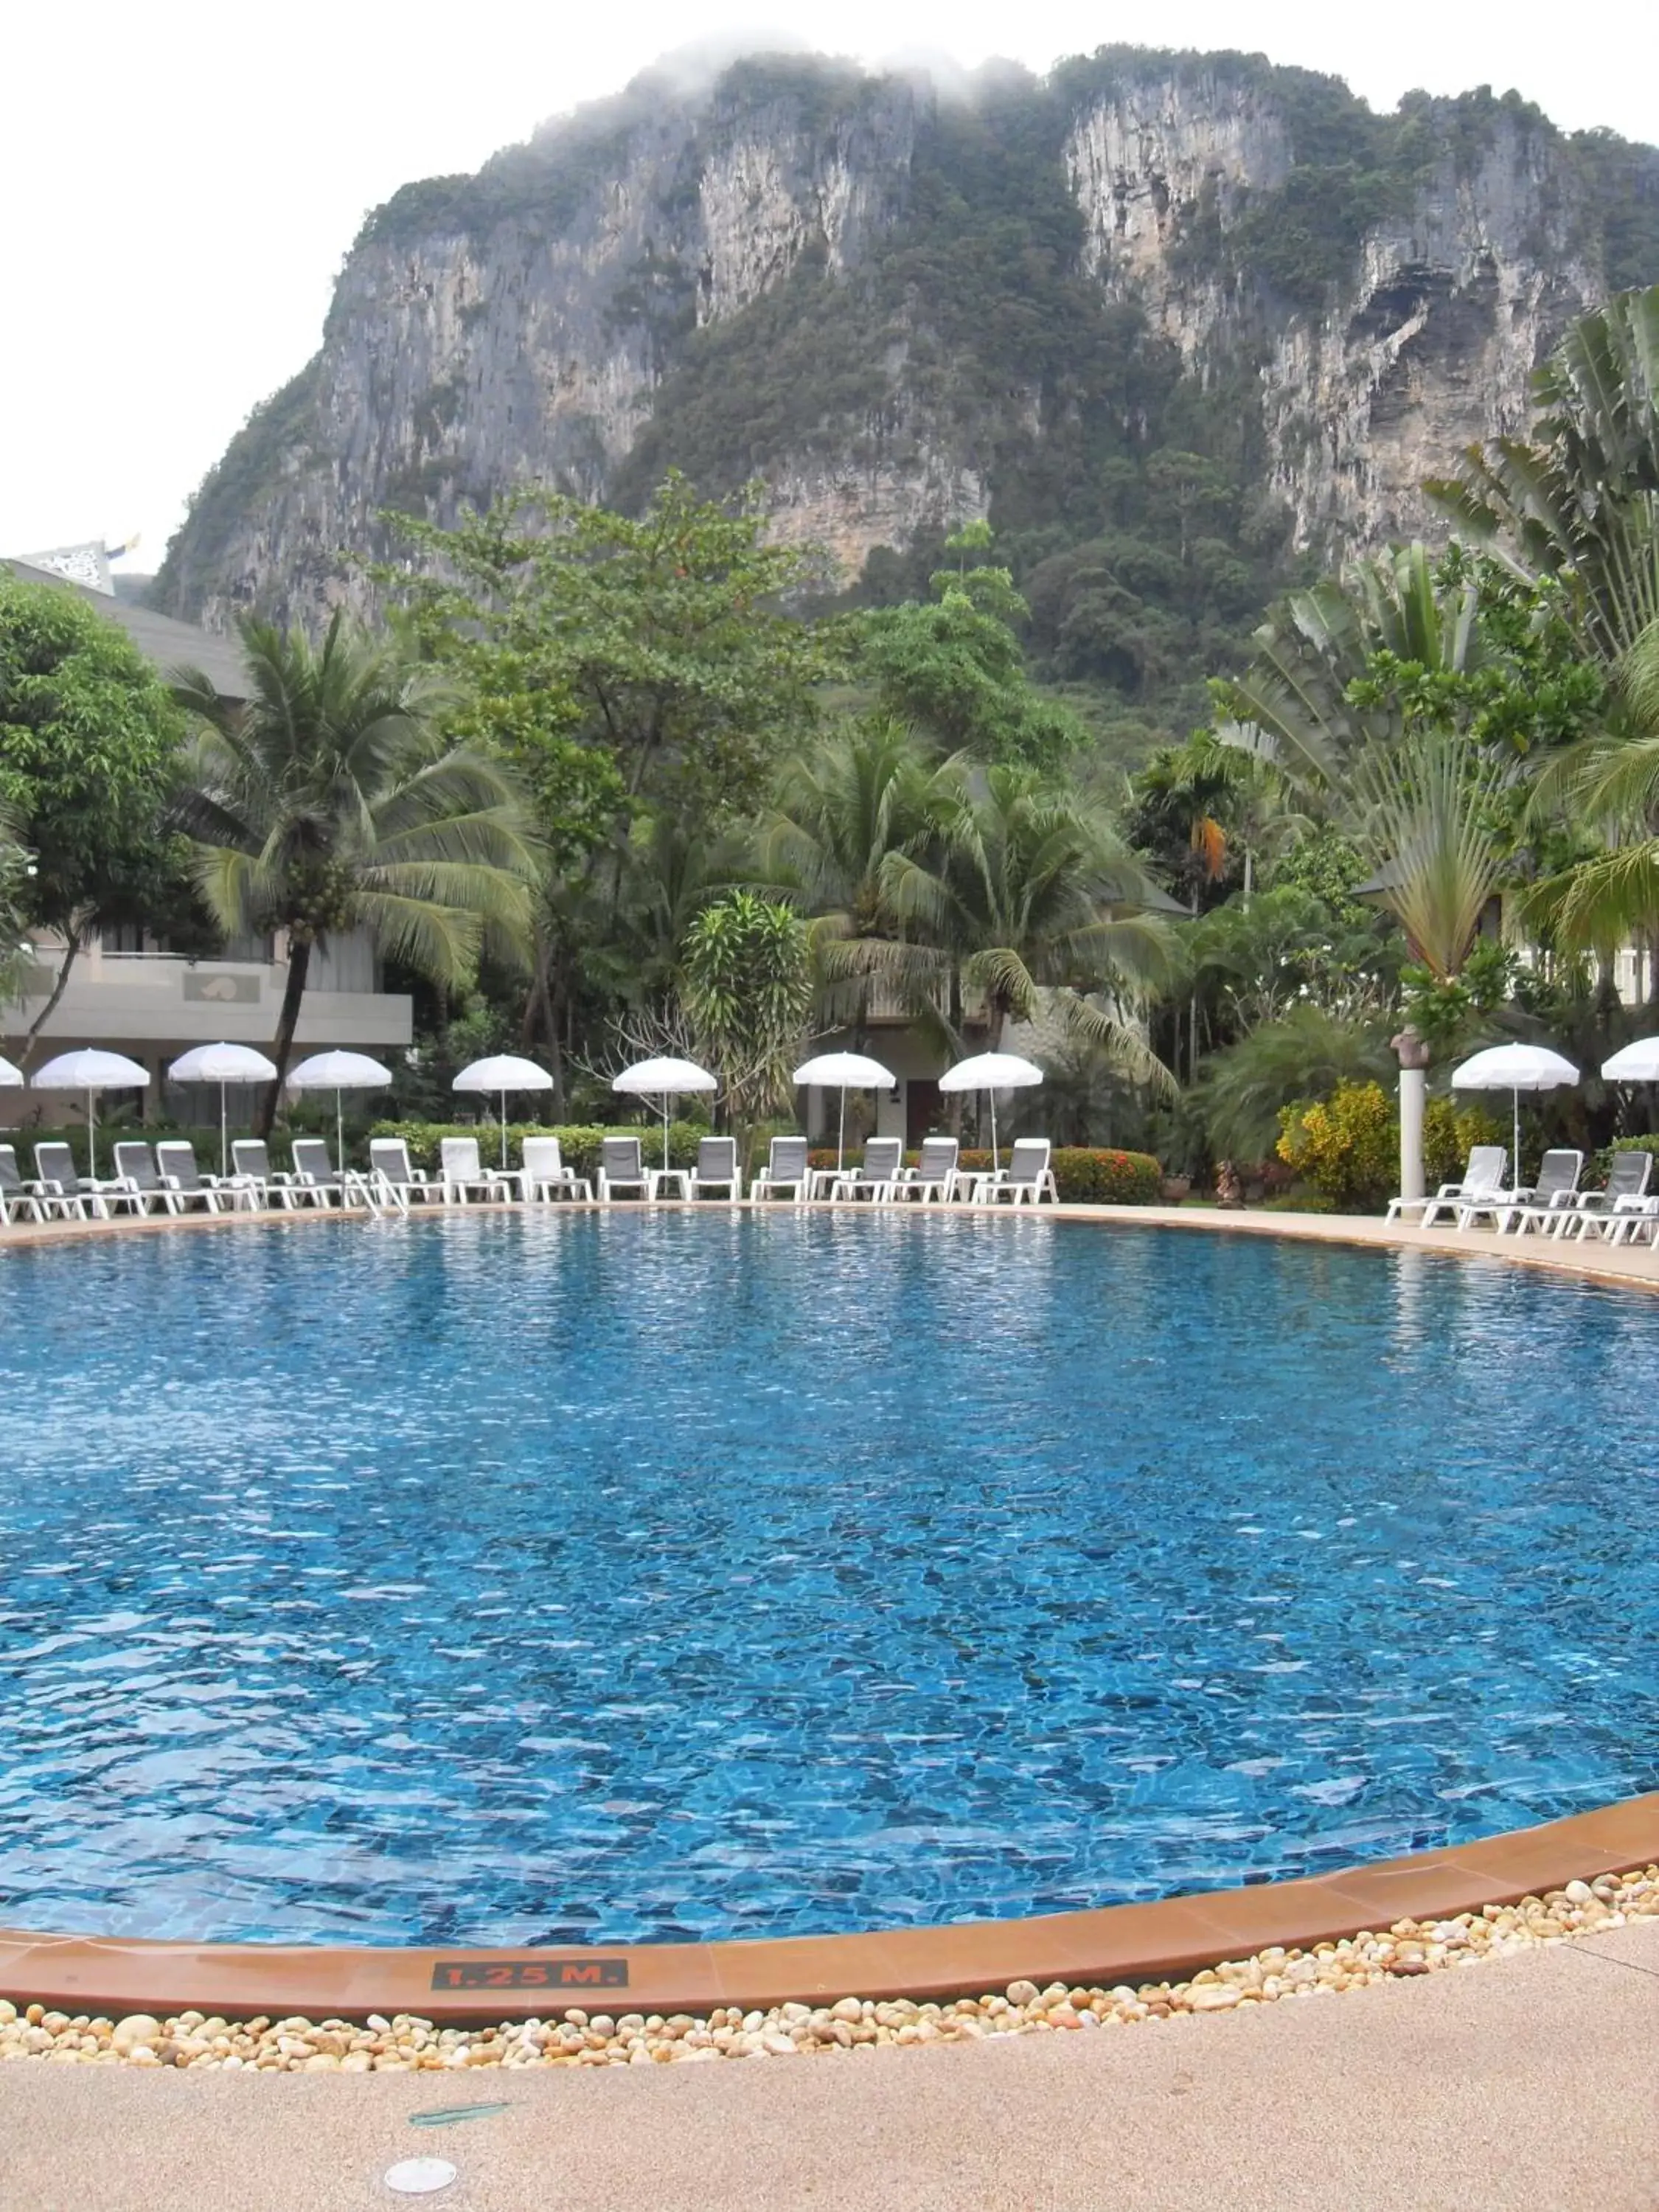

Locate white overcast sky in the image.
[3,0,1655,571]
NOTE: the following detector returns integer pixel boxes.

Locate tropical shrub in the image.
[1047,1147,1163,1203]
[1276,1081,1397,1211]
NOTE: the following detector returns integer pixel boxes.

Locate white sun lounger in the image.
[1415,1147,1509,1228]
[890,1134,959,1203]
[973,1137,1057,1206]
[752,1135,810,1202]
[515,1135,592,1203]
[1559,1149,1654,1240]
[369,1138,438,1207]
[829,1137,904,1201]
[154,1140,232,1214]
[597,1135,653,1202]
[1486,1149,1584,1234]
[688,1136,742,1201]
[229,1138,297,1210]
[108,1141,183,1217]
[0,1145,47,1225]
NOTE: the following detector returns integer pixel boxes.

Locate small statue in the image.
[1215,1158,1244,1208]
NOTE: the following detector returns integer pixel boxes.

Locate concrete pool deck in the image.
[5,1916,1658,2211]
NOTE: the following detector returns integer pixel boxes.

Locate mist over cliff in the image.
[153,44,1659,733]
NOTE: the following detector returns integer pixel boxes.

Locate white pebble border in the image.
[1,1868,1655,2072]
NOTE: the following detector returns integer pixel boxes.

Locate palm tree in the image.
[1428,285,1659,669]
[1526,619,1659,956]
[1352,734,1510,984]
[872,762,1179,1088]
[760,718,949,1039]
[171,615,538,1131]
[1220,541,1482,796]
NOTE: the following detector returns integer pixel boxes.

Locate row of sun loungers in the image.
[1387,1144,1659,1242]
[0,1133,1062,1224]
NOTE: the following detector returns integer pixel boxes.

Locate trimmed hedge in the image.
[806,1144,1162,1205]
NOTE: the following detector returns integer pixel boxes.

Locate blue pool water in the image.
[1,1211,1656,1948]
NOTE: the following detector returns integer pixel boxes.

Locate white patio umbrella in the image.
[453,1054,555,1169]
[1601,1038,1659,1083]
[1451,1042,1579,1189]
[30,1048,151,1179]
[167,1042,279,1178]
[938,1049,1043,1171]
[612,1055,717,1171]
[792,1050,897,1174]
[286,1050,393,1173]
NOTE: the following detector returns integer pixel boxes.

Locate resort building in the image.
[0,558,411,1124]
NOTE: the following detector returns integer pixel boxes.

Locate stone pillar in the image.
[1391,1026,1430,1206]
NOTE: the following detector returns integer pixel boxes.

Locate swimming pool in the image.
[1,1210,1655,1947]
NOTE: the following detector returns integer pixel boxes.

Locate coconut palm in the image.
[866,762,1179,1086]
[760,717,956,1037]
[170,614,538,1130]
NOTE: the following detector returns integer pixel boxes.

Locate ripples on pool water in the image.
[1,1211,1656,1947]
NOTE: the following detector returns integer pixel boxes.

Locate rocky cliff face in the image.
[1062,75,1603,548]
[154,50,1657,634]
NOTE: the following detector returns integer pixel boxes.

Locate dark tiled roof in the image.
[2,559,251,700]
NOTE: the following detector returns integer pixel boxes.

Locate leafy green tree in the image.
[385,473,847,1074]
[859,565,1085,767]
[1126,730,1302,910]
[680,890,812,1122]
[0,810,35,1015]
[385,472,848,830]
[0,578,189,1062]
[1188,883,1398,1035]
[171,614,538,1130]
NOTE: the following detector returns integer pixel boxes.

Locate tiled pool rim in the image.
[3,1196,1657,2021]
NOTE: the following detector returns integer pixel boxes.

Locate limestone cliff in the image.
[154,48,1659,639]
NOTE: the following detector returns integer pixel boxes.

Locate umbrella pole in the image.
[663,1096,670,1175]
[220,1081,229,1182]
[336,1090,345,1177]
[500,1089,509,1172]
[989,1088,998,1175]
[86,1086,96,1181]
[1514,1088,1520,1194]
[838,1088,846,1176]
